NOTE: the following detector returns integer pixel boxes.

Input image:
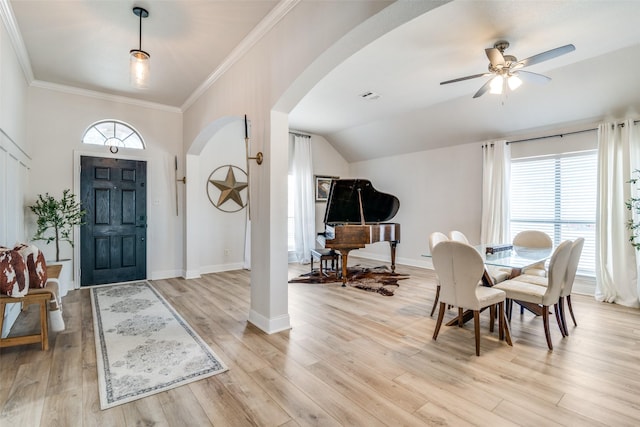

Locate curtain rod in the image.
[507,128,595,145]
[289,131,311,138]
[507,119,640,145]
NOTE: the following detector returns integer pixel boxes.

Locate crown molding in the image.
[31,80,182,114]
[0,0,34,83]
[181,0,301,111]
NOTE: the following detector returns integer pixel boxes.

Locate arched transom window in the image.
[82,120,145,150]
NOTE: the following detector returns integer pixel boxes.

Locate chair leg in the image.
[430,285,440,317]
[432,302,446,340]
[554,303,567,337]
[497,303,503,340]
[567,295,577,326]
[489,304,495,333]
[558,297,569,336]
[542,306,553,350]
[473,310,481,356]
[458,307,464,327]
[499,301,512,346]
[505,298,513,322]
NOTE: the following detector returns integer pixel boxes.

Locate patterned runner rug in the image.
[90,281,228,409]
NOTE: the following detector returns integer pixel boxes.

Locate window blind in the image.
[510,150,597,275]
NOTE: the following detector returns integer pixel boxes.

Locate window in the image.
[82,120,145,150]
[509,150,597,276]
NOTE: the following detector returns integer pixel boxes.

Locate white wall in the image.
[26,86,183,286]
[198,118,247,273]
[0,14,29,247]
[509,127,598,159]
[0,16,27,154]
[350,142,482,268]
[0,16,30,337]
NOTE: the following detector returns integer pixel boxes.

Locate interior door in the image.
[80,156,147,286]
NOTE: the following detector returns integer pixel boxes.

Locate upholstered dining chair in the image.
[515,237,584,336]
[429,232,449,317]
[493,240,573,350]
[448,230,469,244]
[431,240,512,356]
[512,230,553,276]
[448,230,510,284]
[559,237,585,333]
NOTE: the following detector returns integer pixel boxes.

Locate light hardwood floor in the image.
[1,260,639,426]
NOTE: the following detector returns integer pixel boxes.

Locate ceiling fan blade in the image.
[515,70,551,84]
[472,79,493,98]
[440,73,490,85]
[514,44,576,69]
[485,48,505,69]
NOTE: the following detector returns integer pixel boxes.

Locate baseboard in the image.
[248,310,291,334]
[149,269,184,280]
[200,262,245,275]
[348,252,433,270]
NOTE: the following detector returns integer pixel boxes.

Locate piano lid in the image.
[323,179,400,224]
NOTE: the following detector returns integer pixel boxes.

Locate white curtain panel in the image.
[292,134,316,264]
[481,140,511,245]
[595,120,640,307]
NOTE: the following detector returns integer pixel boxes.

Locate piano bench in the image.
[310,249,340,277]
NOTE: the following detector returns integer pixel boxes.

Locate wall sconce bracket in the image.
[248,152,263,165]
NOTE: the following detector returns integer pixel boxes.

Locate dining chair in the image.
[493,240,573,350]
[431,240,512,356]
[515,237,584,336]
[429,232,449,317]
[512,230,553,276]
[448,230,509,284]
[560,237,585,333]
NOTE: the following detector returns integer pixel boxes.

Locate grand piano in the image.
[319,179,401,286]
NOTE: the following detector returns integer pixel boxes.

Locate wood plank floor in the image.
[1,260,639,426]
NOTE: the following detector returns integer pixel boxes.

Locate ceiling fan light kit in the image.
[441,40,575,99]
[130,6,150,89]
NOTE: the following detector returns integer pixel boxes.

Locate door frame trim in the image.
[73,148,151,291]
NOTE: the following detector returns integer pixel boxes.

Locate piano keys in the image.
[320,179,401,286]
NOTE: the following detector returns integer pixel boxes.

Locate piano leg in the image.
[337,249,351,287]
[389,241,398,273]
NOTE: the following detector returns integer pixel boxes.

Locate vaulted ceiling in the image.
[5,1,640,162]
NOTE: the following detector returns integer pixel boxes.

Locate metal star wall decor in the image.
[206,165,248,212]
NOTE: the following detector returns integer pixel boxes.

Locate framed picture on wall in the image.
[315,175,338,202]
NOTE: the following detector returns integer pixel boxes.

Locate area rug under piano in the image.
[289,265,409,296]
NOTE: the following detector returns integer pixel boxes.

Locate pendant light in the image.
[130,7,150,89]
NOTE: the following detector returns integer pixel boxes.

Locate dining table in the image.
[423,244,553,325]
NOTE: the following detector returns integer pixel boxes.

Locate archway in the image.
[182,2,445,333]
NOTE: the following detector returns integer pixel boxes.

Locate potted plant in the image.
[29,189,86,296]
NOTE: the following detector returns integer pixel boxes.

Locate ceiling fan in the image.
[440,40,575,98]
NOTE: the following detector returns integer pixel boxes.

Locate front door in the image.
[80,156,147,286]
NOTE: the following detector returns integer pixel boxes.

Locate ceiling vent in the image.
[360,91,381,100]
